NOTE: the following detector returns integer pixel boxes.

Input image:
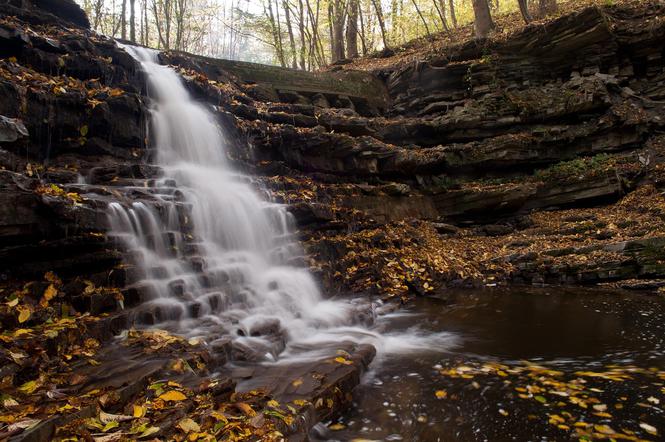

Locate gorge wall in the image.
[1,0,665,439]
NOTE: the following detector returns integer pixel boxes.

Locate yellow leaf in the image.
[236,402,256,416]
[158,391,186,402]
[594,424,616,435]
[138,426,160,438]
[40,284,57,307]
[17,305,31,323]
[177,417,200,433]
[44,271,61,284]
[435,390,447,399]
[334,356,353,365]
[328,423,345,430]
[292,379,303,387]
[19,380,39,394]
[80,125,89,137]
[133,404,146,418]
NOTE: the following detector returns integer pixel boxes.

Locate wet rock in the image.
[0,115,29,143]
[33,0,91,28]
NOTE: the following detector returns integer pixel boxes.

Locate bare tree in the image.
[129,0,136,42]
[448,0,457,28]
[283,0,298,68]
[471,0,493,38]
[433,0,450,32]
[121,0,127,39]
[330,0,346,62]
[538,0,556,16]
[346,0,359,58]
[370,0,389,50]
[357,0,368,55]
[297,0,307,68]
[266,0,286,66]
[518,0,531,23]
[410,0,431,37]
[174,0,187,50]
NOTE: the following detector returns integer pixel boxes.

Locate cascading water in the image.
[110,45,457,366]
[109,45,373,362]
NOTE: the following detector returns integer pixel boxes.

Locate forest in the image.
[77,0,559,67]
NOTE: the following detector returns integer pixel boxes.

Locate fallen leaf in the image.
[594,424,616,435]
[639,422,658,435]
[18,380,39,395]
[177,417,200,433]
[7,418,40,431]
[236,402,256,416]
[158,391,186,402]
[334,356,353,365]
[40,284,58,307]
[99,410,133,424]
[133,404,146,418]
[17,305,31,323]
[138,426,160,438]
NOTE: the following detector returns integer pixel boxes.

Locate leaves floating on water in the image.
[434,359,665,440]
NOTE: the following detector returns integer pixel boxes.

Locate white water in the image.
[110,45,457,364]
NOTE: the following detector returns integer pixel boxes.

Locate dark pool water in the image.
[313,287,665,441]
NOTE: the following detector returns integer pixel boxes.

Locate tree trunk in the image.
[370,0,389,50]
[448,0,457,28]
[174,0,185,50]
[518,0,531,23]
[390,0,399,42]
[538,0,556,17]
[283,0,298,68]
[330,0,345,62]
[143,0,149,45]
[471,0,493,39]
[121,0,127,39]
[297,0,307,69]
[346,0,359,58]
[164,0,172,49]
[129,0,136,42]
[305,0,326,67]
[358,0,368,55]
[267,0,286,67]
[433,0,450,32]
[410,0,431,37]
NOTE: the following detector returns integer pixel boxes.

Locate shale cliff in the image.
[1,0,665,439]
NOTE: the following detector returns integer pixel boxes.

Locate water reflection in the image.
[314,287,665,441]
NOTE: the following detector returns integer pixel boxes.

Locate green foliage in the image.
[534,154,613,182]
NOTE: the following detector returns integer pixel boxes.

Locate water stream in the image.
[314,288,665,441]
[109,46,453,367]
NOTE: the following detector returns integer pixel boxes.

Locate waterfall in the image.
[109,46,371,362]
[110,46,457,367]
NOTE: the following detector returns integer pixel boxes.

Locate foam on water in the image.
[109,45,458,364]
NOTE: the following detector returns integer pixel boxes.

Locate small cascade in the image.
[108,45,375,363]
